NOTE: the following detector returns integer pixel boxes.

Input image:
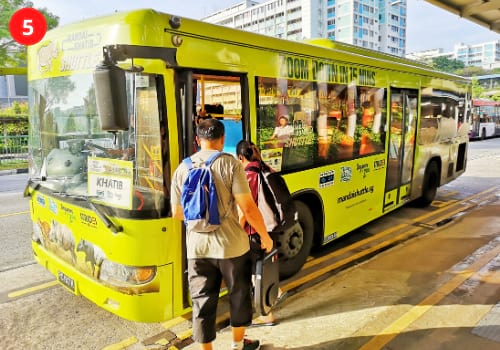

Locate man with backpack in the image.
[171,118,274,350]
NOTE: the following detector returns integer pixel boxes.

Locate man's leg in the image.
[188,258,222,347]
[220,252,261,349]
[232,326,245,344]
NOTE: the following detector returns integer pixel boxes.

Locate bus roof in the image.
[32,8,469,86]
[472,98,500,107]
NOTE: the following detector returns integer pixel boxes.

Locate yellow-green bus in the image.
[26,9,470,322]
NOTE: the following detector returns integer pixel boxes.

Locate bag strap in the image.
[205,151,221,166]
[259,172,281,224]
[248,165,281,225]
[182,151,221,169]
[183,156,193,170]
[246,165,260,173]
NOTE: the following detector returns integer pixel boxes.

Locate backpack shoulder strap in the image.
[182,156,194,170]
[205,151,222,166]
[246,165,261,173]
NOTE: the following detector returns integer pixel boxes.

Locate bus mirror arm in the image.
[101,44,177,67]
[88,201,123,234]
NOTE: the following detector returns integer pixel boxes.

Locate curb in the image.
[0,168,28,176]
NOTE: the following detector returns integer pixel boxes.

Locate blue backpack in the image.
[181,152,222,232]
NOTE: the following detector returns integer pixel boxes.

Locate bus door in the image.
[175,70,247,158]
[384,88,418,211]
[174,69,247,305]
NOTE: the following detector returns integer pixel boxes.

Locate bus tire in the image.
[276,200,314,279]
[415,161,439,207]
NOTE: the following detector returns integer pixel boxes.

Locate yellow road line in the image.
[7,280,59,298]
[438,190,459,198]
[303,186,498,269]
[303,222,409,270]
[176,329,193,340]
[162,313,192,329]
[101,337,138,350]
[426,192,499,226]
[0,210,30,218]
[409,185,498,223]
[359,242,500,350]
[283,226,422,292]
[303,185,499,272]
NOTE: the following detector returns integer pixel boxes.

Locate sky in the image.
[30,0,499,53]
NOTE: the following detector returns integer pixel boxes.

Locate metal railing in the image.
[0,135,28,164]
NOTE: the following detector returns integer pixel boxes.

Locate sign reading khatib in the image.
[88,157,133,209]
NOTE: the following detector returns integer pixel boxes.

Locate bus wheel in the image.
[415,161,439,207]
[275,201,314,279]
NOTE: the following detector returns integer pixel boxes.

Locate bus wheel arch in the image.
[414,158,440,207]
[276,193,321,279]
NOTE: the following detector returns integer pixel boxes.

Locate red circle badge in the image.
[9,8,47,46]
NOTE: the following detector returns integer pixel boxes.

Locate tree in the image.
[471,77,483,98]
[431,56,465,74]
[0,0,59,67]
[456,66,488,77]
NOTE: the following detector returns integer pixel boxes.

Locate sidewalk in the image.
[0,168,28,176]
[183,193,500,349]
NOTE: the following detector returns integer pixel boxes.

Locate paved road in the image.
[0,181,32,271]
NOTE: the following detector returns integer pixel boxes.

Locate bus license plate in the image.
[58,271,75,292]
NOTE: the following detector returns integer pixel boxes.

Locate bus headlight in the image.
[99,260,156,286]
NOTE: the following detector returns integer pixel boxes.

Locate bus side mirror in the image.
[93,62,129,131]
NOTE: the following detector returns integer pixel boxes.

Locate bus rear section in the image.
[469,98,500,139]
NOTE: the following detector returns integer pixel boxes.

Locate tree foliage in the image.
[0,100,28,116]
[430,56,465,74]
[456,66,488,77]
[0,0,59,66]
[471,77,483,98]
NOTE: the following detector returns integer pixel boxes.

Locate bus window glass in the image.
[256,77,385,172]
[28,73,168,217]
[192,74,243,155]
[401,94,417,184]
[421,90,463,142]
[256,77,316,172]
[134,75,165,213]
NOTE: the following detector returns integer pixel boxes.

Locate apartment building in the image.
[407,40,500,69]
[455,41,500,69]
[203,0,407,56]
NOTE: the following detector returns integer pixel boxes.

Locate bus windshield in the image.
[28,72,168,217]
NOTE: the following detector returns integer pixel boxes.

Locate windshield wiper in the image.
[88,200,123,234]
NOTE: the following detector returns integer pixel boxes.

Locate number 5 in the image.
[23,19,33,36]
